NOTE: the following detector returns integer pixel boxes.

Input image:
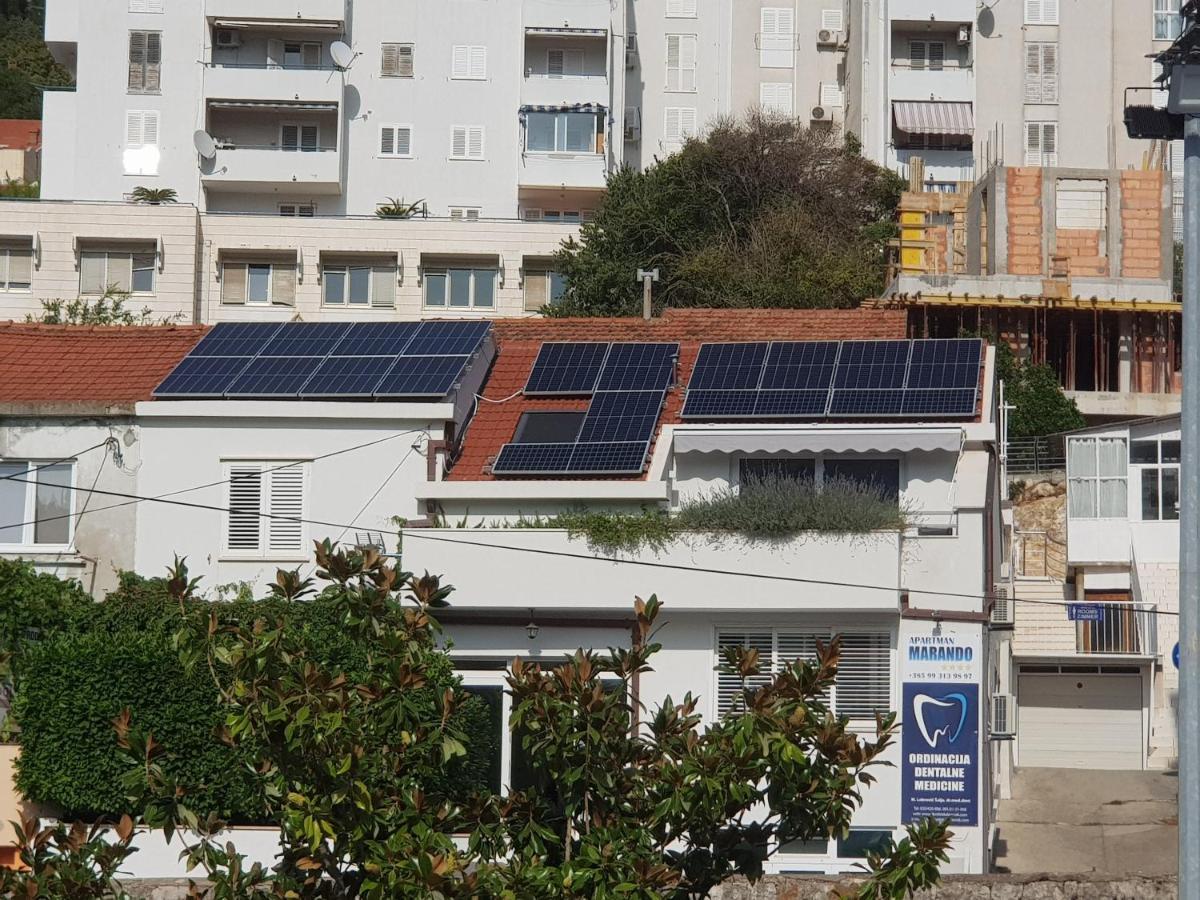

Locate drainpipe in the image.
[636,268,659,319]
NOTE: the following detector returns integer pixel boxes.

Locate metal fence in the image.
[1006,435,1066,474]
[1076,602,1158,657]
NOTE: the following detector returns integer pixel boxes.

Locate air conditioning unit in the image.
[990,585,1014,626]
[625,32,638,69]
[957,24,972,45]
[817,28,840,47]
[810,105,828,122]
[990,693,1016,737]
[215,28,240,49]
[624,106,641,142]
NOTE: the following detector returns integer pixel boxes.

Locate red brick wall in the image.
[1120,170,1164,279]
[1055,227,1108,277]
[1006,168,1043,275]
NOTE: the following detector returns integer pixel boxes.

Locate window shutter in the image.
[821,8,844,31]
[910,40,926,69]
[1042,122,1058,165]
[80,252,106,294]
[1024,121,1041,165]
[8,248,32,285]
[395,126,412,156]
[548,49,565,75]
[380,125,395,155]
[128,32,146,91]
[665,108,680,141]
[524,272,548,311]
[281,123,299,150]
[397,44,413,76]
[679,35,697,90]
[371,266,396,307]
[716,632,774,717]
[1024,43,1041,101]
[382,43,399,75]
[835,633,891,721]
[1025,0,1041,22]
[666,35,680,89]
[108,253,133,292]
[227,466,263,551]
[267,465,304,553]
[468,126,484,158]
[778,631,832,703]
[775,8,795,35]
[271,263,296,305]
[1043,0,1058,22]
[126,111,144,146]
[452,126,468,157]
[469,46,486,78]
[928,42,944,71]
[759,82,793,115]
[302,42,321,67]
[144,32,161,91]
[141,110,159,146]
[452,45,468,77]
[300,125,318,151]
[667,0,697,15]
[1041,43,1058,102]
[221,262,247,303]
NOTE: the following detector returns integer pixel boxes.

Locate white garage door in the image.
[1018,671,1143,769]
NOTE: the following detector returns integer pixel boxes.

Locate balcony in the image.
[399,528,902,613]
[523,0,611,33]
[521,73,609,109]
[201,146,341,194]
[889,0,975,24]
[889,65,973,103]
[520,152,607,190]
[205,0,345,24]
[204,64,342,105]
[1013,598,1158,658]
[891,148,975,186]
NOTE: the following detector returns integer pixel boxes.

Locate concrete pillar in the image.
[1117,312,1134,393]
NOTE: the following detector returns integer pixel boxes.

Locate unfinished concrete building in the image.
[869,163,1180,421]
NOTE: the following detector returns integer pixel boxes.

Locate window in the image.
[379,124,413,157]
[127,31,161,92]
[224,462,306,557]
[1131,438,1180,521]
[523,209,592,223]
[525,111,598,153]
[80,249,155,295]
[664,107,697,143]
[1024,0,1059,25]
[424,267,495,308]
[666,0,697,16]
[285,42,321,68]
[1155,0,1183,40]
[1067,437,1128,518]
[820,82,844,108]
[547,48,585,76]
[716,628,891,722]
[279,203,316,217]
[124,110,160,175]
[322,263,396,308]
[449,206,481,221]
[0,244,33,291]
[665,34,697,91]
[759,8,795,67]
[129,0,164,11]
[909,40,945,71]
[1024,42,1058,103]
[451,126,485,159]
[824,458,900,501]
[740,458,815,484]
[837,831,894,859]
[381,42,414,76]
[1024,121,1058,166]
[523,269,567,310]
[0,462,73,547]
[220,260,296,306]
[514,411,586,443]
[281,123,319,152]
[451,45,487,79]
[759,82,793,116]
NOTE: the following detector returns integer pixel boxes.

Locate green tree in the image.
[0,13,72,118]
[993,340,1086,438]
[550,113,904,317]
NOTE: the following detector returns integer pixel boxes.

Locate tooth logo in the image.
[913,692,969,748]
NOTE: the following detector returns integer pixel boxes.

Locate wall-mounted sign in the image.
[1067,603,1104,622]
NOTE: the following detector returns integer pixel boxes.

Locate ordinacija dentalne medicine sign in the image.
[901,624,982,826]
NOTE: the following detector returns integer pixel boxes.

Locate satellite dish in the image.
[192,129,216,159]
[330,41,354,69]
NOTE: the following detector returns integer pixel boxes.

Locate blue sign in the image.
[1174,642,1181,670]
[1067,603,1104,622]
[901,683,979,826]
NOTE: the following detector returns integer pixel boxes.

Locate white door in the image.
[1018,672,1143,769]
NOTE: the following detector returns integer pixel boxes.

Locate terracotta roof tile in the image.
[0,119,41,150]
[0,322,208,404]
[451,308,909,481]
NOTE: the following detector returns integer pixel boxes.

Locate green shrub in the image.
[0,559,92,657]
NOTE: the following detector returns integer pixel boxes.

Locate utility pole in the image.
[636,268,659,320]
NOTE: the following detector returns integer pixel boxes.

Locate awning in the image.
[212,19,343,30]
[520,103,606,114]
[209,100,337,111]
[524,26,607,36]
[672,427,964,456]
[893,101,973,136]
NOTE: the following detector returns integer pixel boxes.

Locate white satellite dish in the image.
[330,41,355,69]
[192,129,217,159]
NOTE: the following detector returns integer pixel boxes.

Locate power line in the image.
[0,441,112,482]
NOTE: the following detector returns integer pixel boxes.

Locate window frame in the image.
[451,44,487,80]
[1131,437,1181,521]
[1024,120,1058,166]
[381,42,415,77]
[759,82,794,116]
[320,262,397,308]
[0,460,76,550]
[221,460,308,560]
[665,33,698,92]
[0,245,33,291]
[79,248,156,296]
[664,106,698,143]
[379,124,414,158]
[1024,41,1059,104]
[1154,0,1183,41]
[909,39,945,71]
[522,268,567,310]
[127,30,162,94]
[1024,0,1059,25]
[219,260,297,306]
[1067,436,1129,520]
[450,125,485,160]
[423,266,497,309]
[280,122,320,152]
[524,110,600,154]
[665,0,698,17]
[278,203,316,217]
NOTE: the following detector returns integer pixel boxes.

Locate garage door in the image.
[1018,670,1143,769]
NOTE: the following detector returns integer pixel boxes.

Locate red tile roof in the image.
[0,119,42,151]
[450,308,909,481]
[0,323,207,405]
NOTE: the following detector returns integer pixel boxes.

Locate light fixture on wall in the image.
[526,609,540,641]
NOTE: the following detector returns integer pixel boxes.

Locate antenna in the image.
[330,41,356,69]
[192,129,216,159]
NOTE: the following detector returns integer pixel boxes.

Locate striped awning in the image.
[893,101,974,136]
[209,100,338,111]
[524,26,606,36]
[519,103,606,114]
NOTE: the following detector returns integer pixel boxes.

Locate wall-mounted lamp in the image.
[525,609,540,641]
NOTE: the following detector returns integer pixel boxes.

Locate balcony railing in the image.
[1075,602,1157,656]
[521,72,609,108]
[204,63,342,104]
[201,145,342,193]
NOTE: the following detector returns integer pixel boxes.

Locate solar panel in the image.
[299,355,395,399]
[761,341,839,390]
[594,342,678,391]
[901,388,978,417]
[680,389,760,419]
[567,441,651,474]
[374,355,471,397]
[405,320,491,356]
[688,342,768,390]
[331,322,420,357]
[577,390,664,443]
[259,322,353,358]
[153,355,256,397]
[833,340,911,389]
[492,442,576,474]
[906,338,983,389]
[754,389,830,418]
[827,389,906,417]
[524,342,610,395]
[226,356,325,398]
[188,322,285,357]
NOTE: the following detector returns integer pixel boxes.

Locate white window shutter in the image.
[820,82,844,108]
[929,42,944,70]
[776,8,795,35]
[1042,122,1058,165]
[452,45,468,77]
[468,126,483,158]
[380,126,395,155]
[760,82,793,115]
[452,126,468,157]
[1043,0,1058,22]
[267,466,304,553]
[1041,43,1058,102]
[666,0,697,16]
[1024,43,1042,102]
[548,49,564,75]
[761,8,778,35]
[1025,0,1041,22]
[470,46,487,78]
[716,632,775,716]
[141,110,159,146]
[1024,121,1041,165]
[126,111,144,146]
[395,126,411,156]
[397,44,413,76]
[834,633,891,721]
[227,466,263,551]
[910,40,926,68]
[665,108,681,141]
[680,107,697,138]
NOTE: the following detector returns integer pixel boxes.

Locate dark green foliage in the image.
[26,289,161,325]
[0,13,72,119]
[550,112,904,316]
[0,558,91,660]
[991,340,1086,438]
[0,175,37,197]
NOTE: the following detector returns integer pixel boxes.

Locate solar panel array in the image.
[493,342,679,475]
[681,338,982,421]
[154,320,491,400]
